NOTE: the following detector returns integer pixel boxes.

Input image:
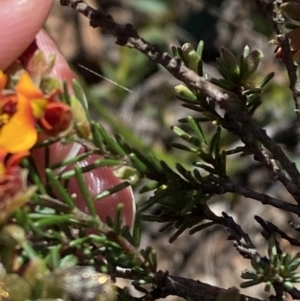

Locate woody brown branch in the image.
[59,2,300,300]
[60,0,300,203]
[259,0,300,139]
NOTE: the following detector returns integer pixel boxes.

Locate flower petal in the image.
[0,71,7,91]
[0,148,7,177]
[31,97,48,119]
[0,93,37,153]
[16,72,43,99]
[40,102,72,135]
[6,151,30,169]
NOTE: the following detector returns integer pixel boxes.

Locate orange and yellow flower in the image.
[0,148,36,224]
[0,67,73,222]
[0,70,72,154]
[0,149,29,199]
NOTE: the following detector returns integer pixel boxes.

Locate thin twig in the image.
[260,0,300,138]
[59,0,300,202]
[218,212,263,260]
[220,116,300,203]
[71,208,147,268]
[203,176,300,216]
[152,271,263,301]
[255,216,300,247]
[114,268,263,301]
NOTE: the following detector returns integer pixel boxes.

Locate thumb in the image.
[0,0,53,70]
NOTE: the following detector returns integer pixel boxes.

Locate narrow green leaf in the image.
[259,72,275,88]
[171,44,179,57]
[33,215,72,227]
[132,213,142,247]
[170,142,199,153]
[209,126,221,155]
[72,79,89,112]
[149,249,157,271]
[181,43,200,72]
[176,163,195,183]
[240,279,261,288]
[243,45,250,58]
[49,245,61,269]
[94,182,131,201]
[189,221,215,234]
[129,153,148,174]
[171,126,192,141]
[113,203,124,233]
[241,50,263,82]
[45,169,75,208]
[49,150,93,170]
[90,121,105,152]
[187,116,207,145]
[139,181,159,193]
[96,122,126,156]
[74,165,97,218]
[62,81,71,106]
[169,225,186,243]
[196,40,204,59]
[147,152,164,173]
[23,157,46,194]
[175,85,197,102]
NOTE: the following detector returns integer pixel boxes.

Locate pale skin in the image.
[0,0,135,225]
[0,0,53,69]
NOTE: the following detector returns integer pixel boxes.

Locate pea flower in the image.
[29,31,136,227]
[0,66,73,222]
[0,148,36,224]
[0,70,72,154]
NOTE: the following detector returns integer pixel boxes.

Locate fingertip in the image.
[0,0,53,70]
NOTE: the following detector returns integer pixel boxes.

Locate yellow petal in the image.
[0,163,5,178]
[0,148,7,177]
[0,93,37,153]
[31,97,48,118]
[16,72,48,118]
[16,72,43,99]
[0,71,7,91]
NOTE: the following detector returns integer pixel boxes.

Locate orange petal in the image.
[6,151,30,168]
[15,72,48,119]
[0,148,7,163]
[16,72,43,99]
[0,71,7,91]
[0,93,37,153]
[0,149,7,177]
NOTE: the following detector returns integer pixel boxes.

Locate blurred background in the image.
[46,0,300,299]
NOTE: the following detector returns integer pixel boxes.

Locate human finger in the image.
[0,0,53,70]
